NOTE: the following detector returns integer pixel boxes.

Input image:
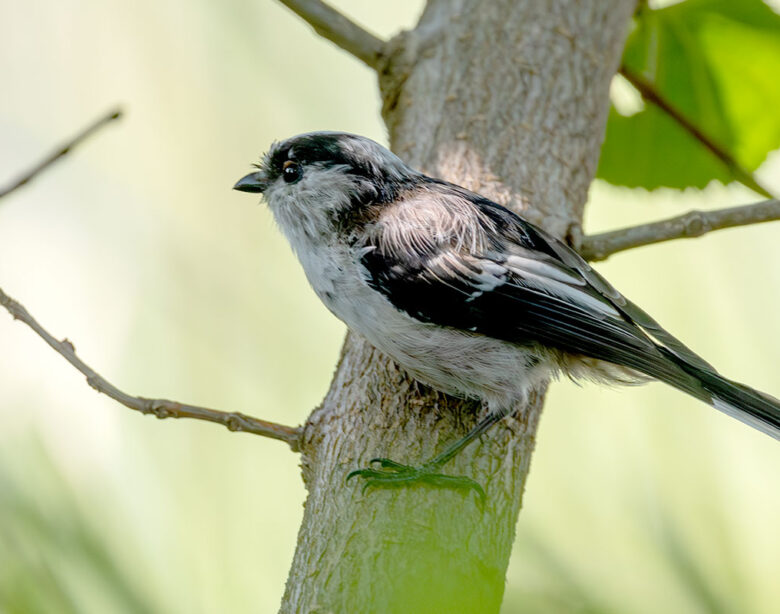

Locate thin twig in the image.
[0,286,302,450]
[619,66,774,199]
[0,108,123,200]
[278,0,385,69]
[580,199,780,261]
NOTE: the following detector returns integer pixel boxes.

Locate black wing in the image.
[358,187,780,439]
[359,194,700,388]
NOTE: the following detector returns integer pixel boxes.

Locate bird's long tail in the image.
[658,347,780,440]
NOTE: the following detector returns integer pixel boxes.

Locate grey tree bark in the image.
[280,2,637,612]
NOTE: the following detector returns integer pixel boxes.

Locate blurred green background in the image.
[1,1,779,612]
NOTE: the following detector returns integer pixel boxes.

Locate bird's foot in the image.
[346,457,485,502]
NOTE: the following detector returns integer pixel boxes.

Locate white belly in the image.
[297,243,543,407]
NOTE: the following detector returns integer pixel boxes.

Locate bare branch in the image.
[278,0,385,69]
[580,199,780,261]
[0,108,123,200]
[619,66,775,200]
[0,286,301,451]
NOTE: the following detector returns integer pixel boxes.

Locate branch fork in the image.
[2,7,780,460]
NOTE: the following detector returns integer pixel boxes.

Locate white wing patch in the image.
[503,255,620,317]
[505,254,585,285]
[473,261,507,291]
[424,251,620,317]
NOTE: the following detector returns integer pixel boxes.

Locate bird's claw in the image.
[346,457,486,502]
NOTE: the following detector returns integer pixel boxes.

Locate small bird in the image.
[235,131,780,496]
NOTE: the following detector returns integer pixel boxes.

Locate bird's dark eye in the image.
[282,160,302,184]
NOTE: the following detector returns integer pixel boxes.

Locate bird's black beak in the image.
[233,171,267,193]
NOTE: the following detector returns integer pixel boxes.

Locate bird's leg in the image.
[346,409,508,501]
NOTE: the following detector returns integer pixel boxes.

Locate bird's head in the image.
[234,132,416,244]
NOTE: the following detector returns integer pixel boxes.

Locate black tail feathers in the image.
[694,368,780,440]
[661,349,780,440]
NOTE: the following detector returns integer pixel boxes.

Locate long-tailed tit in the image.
[235,131,780,496]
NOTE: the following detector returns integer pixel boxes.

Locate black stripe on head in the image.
[267,132,412,202]
[269,133,348,173]
[261,132,421,238]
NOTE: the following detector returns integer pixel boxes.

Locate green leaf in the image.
[597,0,780,191]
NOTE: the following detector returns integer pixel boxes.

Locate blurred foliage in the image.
[598,0,780,190]
[0,1,779,613]
[0,441,154,614]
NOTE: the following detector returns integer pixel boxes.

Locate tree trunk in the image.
[280,2,636,612]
